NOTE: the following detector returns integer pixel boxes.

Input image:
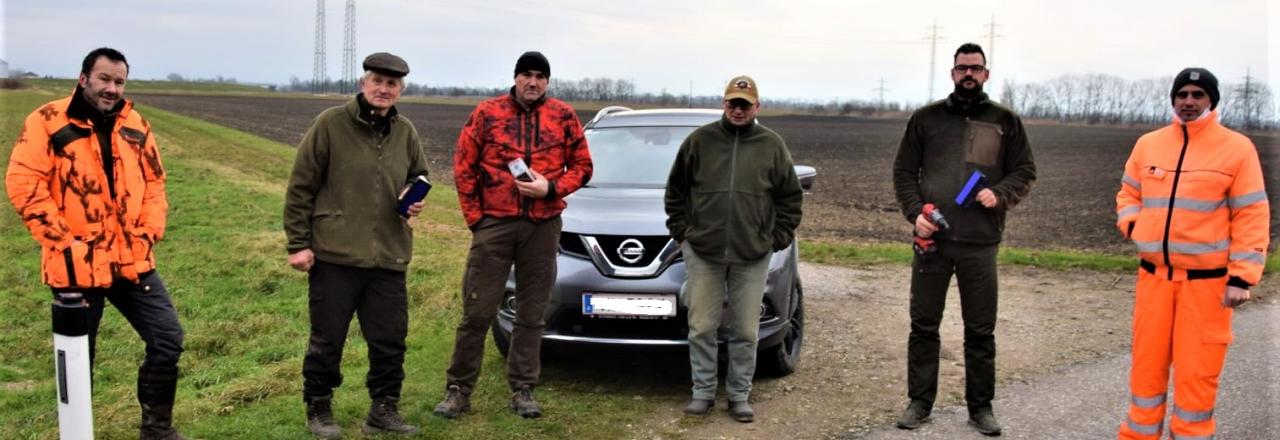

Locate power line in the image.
[313,0,327,94]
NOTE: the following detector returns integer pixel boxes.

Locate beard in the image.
[953,76,984,99]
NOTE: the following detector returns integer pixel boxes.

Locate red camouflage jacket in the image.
[453,91,592,227]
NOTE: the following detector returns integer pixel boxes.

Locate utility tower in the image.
[341,0,357,94]
[981,15,1001,70]
[924,20,944,102]
[1239,67,1256,129]
[872,77,890,109]
[313,0,327,93]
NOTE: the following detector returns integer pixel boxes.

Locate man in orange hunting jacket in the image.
[1115,67,1270,440]
[5,47,189,440]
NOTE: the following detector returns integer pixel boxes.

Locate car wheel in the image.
[490,319,511,358]
[759,276,804,377]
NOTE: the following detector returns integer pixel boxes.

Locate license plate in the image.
[582,293,676,317]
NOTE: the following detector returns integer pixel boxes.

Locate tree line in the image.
[1000,74,1277,130]
[281,74,1277,130]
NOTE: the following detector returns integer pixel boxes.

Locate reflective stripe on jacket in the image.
[5,91,167,288]
[1115,110,1269,287]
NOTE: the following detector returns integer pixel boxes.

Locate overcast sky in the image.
[2,0,1275,104]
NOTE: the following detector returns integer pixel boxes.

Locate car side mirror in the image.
[794,165,817,193]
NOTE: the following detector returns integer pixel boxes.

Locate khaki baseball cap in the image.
[723,75,758,104]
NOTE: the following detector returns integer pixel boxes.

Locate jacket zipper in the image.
[1161,124,1191,278]
[725,129,739,261]
[520,110,534,218]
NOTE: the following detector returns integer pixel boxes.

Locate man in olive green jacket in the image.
[664,75,804,423]
[283,52,427,438]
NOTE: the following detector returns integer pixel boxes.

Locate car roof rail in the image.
[587,105,633,127]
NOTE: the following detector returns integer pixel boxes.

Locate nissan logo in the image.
[617,238,645,264]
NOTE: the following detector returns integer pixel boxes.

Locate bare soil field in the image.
[134,93,1277,255]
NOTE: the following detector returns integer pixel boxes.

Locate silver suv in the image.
[491,107,816,376]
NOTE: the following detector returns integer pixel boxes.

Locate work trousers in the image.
[683,242,771,403]
[445,216,560,395]
[54,271,186,370]
[906,241,999,413]
[1119,266,1233,439]
[302,261,408,402]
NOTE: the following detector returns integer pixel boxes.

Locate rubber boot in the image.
[138,365,189,440]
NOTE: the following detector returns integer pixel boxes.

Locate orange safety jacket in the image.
[5,89,167,288]
[1116,110,1269,288]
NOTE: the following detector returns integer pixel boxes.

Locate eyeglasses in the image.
[725,100,755,110]
[952,65,987,74]
[1175,90,1207,99]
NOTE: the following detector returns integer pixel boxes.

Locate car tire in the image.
[758,275,804,377]
[490,320,511,358]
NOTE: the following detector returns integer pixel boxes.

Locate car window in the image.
[584,126,697,187]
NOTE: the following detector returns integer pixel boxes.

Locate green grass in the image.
[799,240,1280,273]
[0,90,681,439]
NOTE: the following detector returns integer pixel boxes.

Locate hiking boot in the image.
[728,400,754,423]
[362,397,418,435]
[896,401,931,430]
[682,398,714,415]
[433,385,471,419]
[510,385,543,419]
[305,397,341,439]
[968,408,1002,436]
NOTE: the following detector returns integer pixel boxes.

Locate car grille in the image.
[588,235,671,267]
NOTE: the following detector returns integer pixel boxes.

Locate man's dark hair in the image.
[953,43,986,64]
[80,47,129,75]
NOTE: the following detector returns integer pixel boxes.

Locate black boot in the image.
[362,397,418,435]
[305,395,341,439]
[138,365,189,440]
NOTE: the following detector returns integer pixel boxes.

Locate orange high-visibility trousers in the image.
[1119,266,1233,439]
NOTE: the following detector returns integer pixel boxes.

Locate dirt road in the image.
[629,262,1276,440]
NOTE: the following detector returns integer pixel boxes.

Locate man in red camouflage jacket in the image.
[435,51,592,420]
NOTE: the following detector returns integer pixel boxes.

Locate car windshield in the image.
[583,126,697,188]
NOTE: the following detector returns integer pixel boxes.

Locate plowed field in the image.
[134,93,1278,253]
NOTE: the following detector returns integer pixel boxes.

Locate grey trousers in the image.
[682,242,770,402]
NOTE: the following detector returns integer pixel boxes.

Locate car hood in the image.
[562,187,670,236]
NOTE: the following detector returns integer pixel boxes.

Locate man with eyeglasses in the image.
[892,42,1036,436]
[665,75,804,423]
[1114,68,1268,440]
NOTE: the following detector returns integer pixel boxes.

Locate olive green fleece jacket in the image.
[892,92,1037,245]
[665,116,804,264]
[284,95,428,271]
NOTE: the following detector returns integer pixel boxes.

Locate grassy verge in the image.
[0,90,668,439]
[801,239,1279,274]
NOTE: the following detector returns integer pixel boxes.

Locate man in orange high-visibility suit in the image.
[1115,67,1270,439]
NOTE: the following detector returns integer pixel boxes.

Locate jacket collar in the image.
[717,114,757,135]
[1174,109,1219,137]
[67,84,127,127]
[507,86,547,112]
[945,91,989,114]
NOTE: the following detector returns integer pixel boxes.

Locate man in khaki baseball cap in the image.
[665,74,803,423]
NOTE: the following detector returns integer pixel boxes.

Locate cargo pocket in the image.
[965,120,1003,167]
[46,240,94,288]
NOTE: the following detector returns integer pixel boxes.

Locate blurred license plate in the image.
[582,293,676,317]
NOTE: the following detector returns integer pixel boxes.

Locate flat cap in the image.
[362,52,409,77]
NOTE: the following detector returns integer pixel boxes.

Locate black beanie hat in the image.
[1170,67,1220,110]
[514,51,550,78]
